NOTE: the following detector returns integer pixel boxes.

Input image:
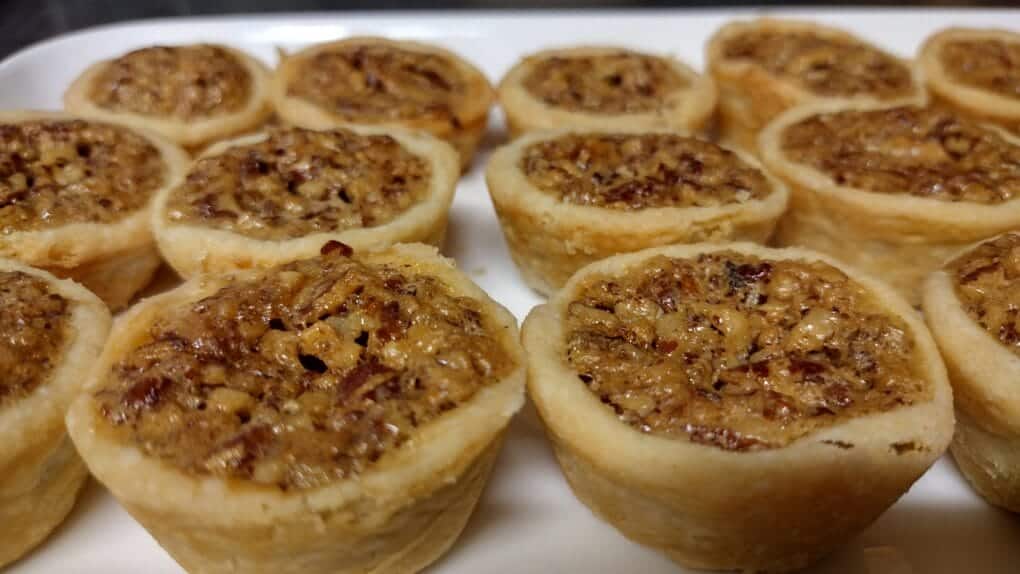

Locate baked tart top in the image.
[93,245,516,490]
[937,35,1020,100]
[0,270,69,408]
[164,127,432,240]
[563,250,930,451]
[948,232,1020,357]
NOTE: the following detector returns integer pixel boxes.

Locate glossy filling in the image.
[96,247,515,489]
[0,271,69,407]
[89,45,253,119]
[721,29,915,99]
[521,133,770,210]
[781,107,1020,203]
[940,38,1020,99]
[565,252,929,450]
[950,232,1020,357]
[521,52,690,114]
[0,120,166,232]
[165,128,431,240]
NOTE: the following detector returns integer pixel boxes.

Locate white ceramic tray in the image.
[3,8,1019,574]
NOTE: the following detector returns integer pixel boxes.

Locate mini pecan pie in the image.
[707,18,922,153]
[759,102,1020,305]
[152,125,458,277]
[64,44,272,149]
[924,232,1020,512]
[66,243,525,574]
[485,128,788,295]
[523,242,952,572]
[0,258,110,567]
[498,46,716,137]
[0,111,189,309]
[271,37,494,170]
[920,28,1020,136]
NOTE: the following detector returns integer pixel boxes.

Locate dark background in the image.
[2,0,1014,58]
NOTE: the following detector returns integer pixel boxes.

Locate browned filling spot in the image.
[0,271,69,407]
[95,249,515,489]
[165,128,431,240]
[0,120,166,232]
[521,133,770,210]
[721,29,914,99]
[89,45,253,119]
[521,52,689,114]
[941,39,1020,99]
[950,232,1020,357]
[781,107,1020,203]
[288,44,465,124]
[565,252,929,451]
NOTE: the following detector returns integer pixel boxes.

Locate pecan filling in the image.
[165,128,431,240]
[565,252,928,451]
[0,120,165,232]
[521,52,689,114]
[521,133,770,210]
[781,107,1020,203]
[96,249,514,489]
[941,39,1020,99]
[0,271,69,407]
[721,29,914,99]
[287,45,465,124]
[950,232,1020,357]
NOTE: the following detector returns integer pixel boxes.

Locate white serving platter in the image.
[2,8,1019,574]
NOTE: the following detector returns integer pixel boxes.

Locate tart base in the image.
[50,245,162,310]
[952,410,1020,513]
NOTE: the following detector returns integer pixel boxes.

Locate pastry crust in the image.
[0,111,190,309]
[66,243,526,574]
[485,128,788,295]
[706,18,924,152]
[759,101,1020,306]
[64,44,273,149]
[0,258,111,568]
[497,46,716,137]
[919,28,1020,135]
[152,126,459,278]
[271,37,494,170]
[523,242,953,572]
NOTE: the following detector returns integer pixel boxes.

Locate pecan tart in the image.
[523,242,952,572]
[486,128,788,295]
[152,125,458,277]
[64,44,272,149]
[0,111,189,309]
[66,242,525,574]
[0,258,110,567]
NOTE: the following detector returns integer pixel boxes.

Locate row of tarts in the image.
[0,16,1018,574]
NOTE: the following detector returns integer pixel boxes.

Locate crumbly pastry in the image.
[706,18,923,152]
[923,232,1020,512]
[271,37,494,170]
[920,28,1020,135]
[64,44,273,149]
[759,101,1020,305]
[497,46,716,137]
[0,111,189,309]
[523,242,953,572]
[152,125,459,277]
[0,258,110,568]
[485,128,788,295]
[66,242,525,574]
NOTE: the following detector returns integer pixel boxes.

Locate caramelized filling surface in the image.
[941,38,1020,99]
[565,252,929,450]
[96,248,515,489]
[89,45,253,119]
[781,107,1020,203]
[521,52,689,114]
[950,232,1020,357]
[0,271,69,407]
[521,133,770,210]
[0,120,165,232]
[165,128,431,240]
[721,29,915,99]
